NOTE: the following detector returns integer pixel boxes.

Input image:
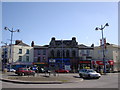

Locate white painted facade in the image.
[93,44,120,71]
[12,45,34,63]
[1,44,34,64]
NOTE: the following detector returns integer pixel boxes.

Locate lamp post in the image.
[61,39,63,69]
[4,27,20,70]
[95,23,109,74]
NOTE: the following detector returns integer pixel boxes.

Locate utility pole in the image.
[4,27,20,70]
[95,23,109,74]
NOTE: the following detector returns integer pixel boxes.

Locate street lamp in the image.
[61,39,64,69]
[4,27,20,70]
[95,23,109,74]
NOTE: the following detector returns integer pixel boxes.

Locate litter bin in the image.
[3,68,7,73]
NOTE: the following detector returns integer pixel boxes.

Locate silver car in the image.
[79,69,101,79]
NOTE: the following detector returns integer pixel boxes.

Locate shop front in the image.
[11,62,33,70]
[79,60,92,69]
[92,60,114,73]
[48,58,71,70]
[32,62,48,68]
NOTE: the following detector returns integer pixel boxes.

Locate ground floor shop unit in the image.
[92,60,114,73]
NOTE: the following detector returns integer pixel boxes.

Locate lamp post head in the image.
[95,27,99,30]
[17,29,20,32]
[105,23,109,26]
[4,27,8,30]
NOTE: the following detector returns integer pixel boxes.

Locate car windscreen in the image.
[87,70,96,73]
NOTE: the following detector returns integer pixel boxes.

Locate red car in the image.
[55,69,69,73]
[15,68,35,76]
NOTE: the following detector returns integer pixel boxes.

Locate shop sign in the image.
[49,59,56,63]
[79,61,91,64]
[65,65,71,70]
[108,60,114,65]
[96,61,104,65]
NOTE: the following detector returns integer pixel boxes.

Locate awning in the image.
[79,60,91,64]
[12,62,33,65]
[108,60,114,65]
[92,60,114,65]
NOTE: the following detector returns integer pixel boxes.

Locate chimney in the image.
[31,41,34,47]
[72,37,76,41]
[15,40,22,45]
[52,37,55,40]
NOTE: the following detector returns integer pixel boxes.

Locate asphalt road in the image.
[1,73,119,88]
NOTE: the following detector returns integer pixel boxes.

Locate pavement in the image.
[0,72,83,84]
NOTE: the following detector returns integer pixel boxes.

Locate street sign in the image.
[49,59,56,63]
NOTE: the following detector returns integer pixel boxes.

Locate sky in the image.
[2,2,118,46]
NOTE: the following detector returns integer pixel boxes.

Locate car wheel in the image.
[21,73,25,76]
[88,74,91,79]
[96,77,100,79]
[79,74,83,78]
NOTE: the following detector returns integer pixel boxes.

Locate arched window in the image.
[66,50,70,57]
[63,50,65,57]
[72,50,76,57]
[57,50,60,57]
[51,50,54,57]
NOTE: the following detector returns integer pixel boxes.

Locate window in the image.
[81,50,84,54]
[26,56,29,62]
[62,50,65,57]
[66,50,70,57]
[43,57,46,61]
[37,57,41,62]
[43,50,46,55]
[26,49,29,54]
[38,50,41,55]
[19,49,22,54]
[57,50,60,57]
[19,56,22,62]
[51,50,54,57]
[72,50,76,57]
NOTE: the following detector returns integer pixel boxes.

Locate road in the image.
[1,73,118,88]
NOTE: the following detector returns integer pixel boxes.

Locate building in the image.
[48,37,79,72]
[78,44,94,69]
[32,41,48,68]
[93,43,120,72]
[1,40,34,70]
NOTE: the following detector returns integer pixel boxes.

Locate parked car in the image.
[15,68,35,76]
[9,69,16,72]
[55,69,69,73]
[38,68,45,73]
[79,69,101,79]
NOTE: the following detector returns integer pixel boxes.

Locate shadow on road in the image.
[8,74,18,76]
[73,76,81,78]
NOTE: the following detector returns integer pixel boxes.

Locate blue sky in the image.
[2,2,118,46]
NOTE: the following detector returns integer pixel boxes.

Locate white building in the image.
[1,40,34,69]
[93,44,120,72]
